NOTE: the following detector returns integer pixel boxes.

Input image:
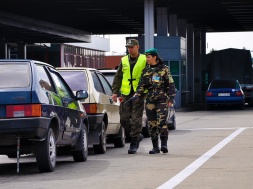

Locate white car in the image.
[99,69,150,140]
[57,67,125,154]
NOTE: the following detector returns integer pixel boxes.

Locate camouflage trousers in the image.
[145,102,168,140]
[120,94,145,138]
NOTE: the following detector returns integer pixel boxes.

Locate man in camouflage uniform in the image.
[134,48,176,154]
[111,39,147,154]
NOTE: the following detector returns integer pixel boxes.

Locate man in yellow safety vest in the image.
[112,39,147,154]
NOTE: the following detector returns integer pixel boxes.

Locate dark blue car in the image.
[0,60,89,172]
[205,79,245,110]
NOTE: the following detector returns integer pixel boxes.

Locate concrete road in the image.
[0,106,253,189]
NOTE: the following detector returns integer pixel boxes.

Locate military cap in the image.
[125,39,139,47]
[145,48,158,56]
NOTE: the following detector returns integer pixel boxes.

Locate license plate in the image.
[218,93,230,96]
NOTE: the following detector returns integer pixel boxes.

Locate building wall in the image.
[105,55,123,69]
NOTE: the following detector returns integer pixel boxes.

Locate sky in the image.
[105,32,253,56]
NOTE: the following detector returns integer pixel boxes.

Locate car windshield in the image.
[0,62,31,88]
[59,71,88,91]
[210,80,237,89]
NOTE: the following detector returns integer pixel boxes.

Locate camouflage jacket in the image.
[136,63,176,103]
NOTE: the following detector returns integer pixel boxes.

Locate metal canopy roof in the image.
[0,0,253,43]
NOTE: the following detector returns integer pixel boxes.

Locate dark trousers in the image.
[120,94,145,138]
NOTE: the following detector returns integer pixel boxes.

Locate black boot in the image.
[128,137,138,154]
[160,137,168,153]
[136,134,144,148]
[149,139,160,154]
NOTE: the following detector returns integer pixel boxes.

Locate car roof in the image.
[99,69,117,73]
[0,59,54,68]
[56,67,97,71]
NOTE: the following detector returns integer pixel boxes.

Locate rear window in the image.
[0,63,31,88]
[101,73,116,85]
[210,80,237,89]
[59,71,88,91]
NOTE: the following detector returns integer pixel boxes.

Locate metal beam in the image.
[0,11,91,43]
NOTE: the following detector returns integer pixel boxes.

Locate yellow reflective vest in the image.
[121,54,146,95]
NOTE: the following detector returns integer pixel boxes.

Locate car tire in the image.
[206,104,213,110]
[113,126,125,148]
[35,128,56,172]
[142,120,150,138]
[125,129,131,143]
[239,103,245,110]
[168,119,176,130]
[72,125,88,162]
[93,121,106,154]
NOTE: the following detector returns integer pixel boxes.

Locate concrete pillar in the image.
[0,42,8,59]
[169,14,178,36]
[186,24,194,104]
[178,19,187,38]
[156,7,168,36]
[194,29,201,103]
[18,43,27,59]
[201,31,206,55]
[144,0,154,51]
[200,31,207,101]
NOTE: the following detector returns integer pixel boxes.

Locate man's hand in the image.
[131,94,138,101]
[112,94,118,102]
[167,99,175,107]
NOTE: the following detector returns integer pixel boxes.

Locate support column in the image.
[168,14,178,36]
[194,29,201,103]
[186,24,194,104]
[0,42,8,59]
[178,19,186,38]
[200,31,207,101]
[18,43,27,59]
[144,0,154,51]
[156,7,168,36]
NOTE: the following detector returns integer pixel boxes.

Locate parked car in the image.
[241,84,253,106]
[99,69,150,139]
[57,67,125,154]
[205,79,245,110]
[0,60,89,172]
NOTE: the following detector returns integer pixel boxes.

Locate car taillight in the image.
[236,91,243,96]
[206,92,212,96]
[6,104,42,118]
[82,103,97,114]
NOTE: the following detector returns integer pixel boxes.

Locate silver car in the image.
[57,67,125,154]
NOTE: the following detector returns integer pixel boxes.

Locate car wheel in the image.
[35,128,56,172]
[239,103,245,110]
[72,125,88,162]
[206,104,214,110]
[142,120,150,138]
[93,121,106,154]
[168,119,176,130]
[125,129,131,143]
[113,126,125,148]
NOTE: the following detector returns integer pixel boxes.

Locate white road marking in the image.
[178,127,251,130]
[157,128,246,189]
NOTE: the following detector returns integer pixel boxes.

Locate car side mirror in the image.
[76,90,88,100]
